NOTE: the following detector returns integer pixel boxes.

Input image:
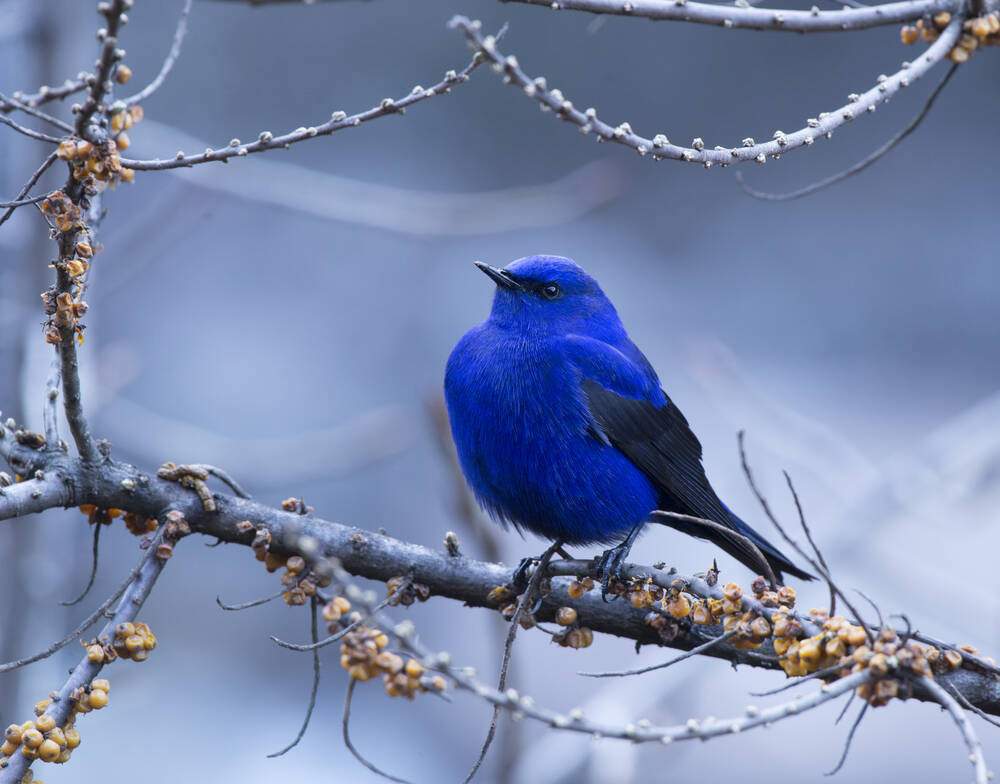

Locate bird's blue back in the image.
[444,256,663,544]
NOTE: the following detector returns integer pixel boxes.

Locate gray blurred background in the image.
[1,1,998,781]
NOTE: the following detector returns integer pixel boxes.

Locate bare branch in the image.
[59,520,101,606]
[3,435,1000,717]
[0,80,88,116]
[0,152,58,228]
[117,38,498,172]
[579,629,737,677]
[0,111,62,144]
[74,0,131,141]
[0,533,159,674]
[919,675,989,784]
[825,702,868,775]
[737,63,959,200]
[0,92,74,133]
[216,587,286,611]
[449,15,964,168]
[123,0,193,106]
[503,0,958,32]
[343,678,415,784]
[267,596,321,757]
[0,531,169,784]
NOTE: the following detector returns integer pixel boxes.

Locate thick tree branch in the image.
[2,434,998,718]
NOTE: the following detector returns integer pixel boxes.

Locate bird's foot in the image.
[510,556,535,595]
[595,543,631,601]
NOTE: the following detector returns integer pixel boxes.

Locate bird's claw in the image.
[510,556,535,595]
[595,544,629,601]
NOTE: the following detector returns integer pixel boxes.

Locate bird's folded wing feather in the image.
[563,334,734,527]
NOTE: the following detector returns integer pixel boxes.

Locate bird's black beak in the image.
[475,261,523,292]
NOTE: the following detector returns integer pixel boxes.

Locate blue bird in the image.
[444,255,812,586]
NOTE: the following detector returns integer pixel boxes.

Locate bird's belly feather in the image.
[445,331,657,545]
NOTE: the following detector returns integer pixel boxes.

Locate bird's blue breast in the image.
[444,324,659,545]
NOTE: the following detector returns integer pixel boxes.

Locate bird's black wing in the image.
[580,377,812,582]
[581,378,731,526]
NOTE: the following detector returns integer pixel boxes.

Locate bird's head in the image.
[475,255,622,336]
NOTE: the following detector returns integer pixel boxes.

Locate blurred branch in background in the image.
[131,120,627,236]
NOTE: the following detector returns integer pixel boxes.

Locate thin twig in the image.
[919,674,989,784]
[0,151,57,228]
[945,682,1000,730]
[835,691,856,724]
[651,510,778,587]
[0,192,52,208]
[0,111,62,144]
[0,531,169,784]
[0,534,158,673]
[271,599,391,652]
[197,463,251,498]
[824,702,868,776]
[737,64,959,201]
[343,678,415,784]
[737,432,873,644]
[749,662,846,696]
[123,0,193,106]
[783,471,835,615]
[215,586,285,611]
[463,540,562,784]
[580,630,737,677]
[59,521,101,606]
[0,80,87,115]
[0,91,74,133]
[268,595,322,757]
[117,28,501,172]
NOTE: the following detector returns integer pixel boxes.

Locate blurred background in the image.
[1,0,998,781]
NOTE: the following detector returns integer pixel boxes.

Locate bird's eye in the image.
[540,283,562,300]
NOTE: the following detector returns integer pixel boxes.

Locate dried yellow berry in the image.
[567,580,584,599]
[556,606,578,626]
[91,678,110,692]
[404,659,425,678]
[34,715,54,733]
[115,64,133,84]
[37,738,60,762]
[665,594,691,619]
[22,729,43,749]
[64,728,81,749]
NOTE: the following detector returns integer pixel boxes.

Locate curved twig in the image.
[450,14,964,168]
[268,595,321,757]
[737,63,959,201]
[59,520,101,606]
[215,587,285,611]
[580,629,736,677]
[0,535,158,673]
[123,0,193,106]
[0,152,58,228]
[343,678,415,784]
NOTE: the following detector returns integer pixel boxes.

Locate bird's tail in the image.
[652,509,814,585]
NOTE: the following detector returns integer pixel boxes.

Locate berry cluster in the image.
[386,576,431,606]
[0,679,107,774]
[901,11,1000,62]
[340,626,446,699]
